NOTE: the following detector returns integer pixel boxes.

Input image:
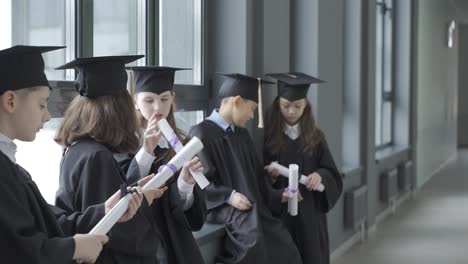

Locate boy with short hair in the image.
[190,73,302,264]
[0,45,143,263]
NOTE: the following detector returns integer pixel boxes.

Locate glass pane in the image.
[93,0,145,65]
[383,0,393,93]
[375,100,382,146]
[7,0,74,80]
[160,0,202,85]
[375,0,384,146]
[15,118,63,203]
[174,110,205,134]
[382,101,392,145]
[0,0,12,49]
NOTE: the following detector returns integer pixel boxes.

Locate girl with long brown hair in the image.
[54,56,170,264]
[264,72,343,264]
[118,66,206,264]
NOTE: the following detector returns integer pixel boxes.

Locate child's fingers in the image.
[148,115,158,126]
[133,192,143,206]
[298,192,304,201]
[138,173,155,186]
[149,112,158,123]
[311,176,321,189]
[127,196,137,215]
[282,192,290,200]
[190,161,203,170]
[242,197,252,207]
[96,234,109,245]
[235,203,246,210]
[238,201,250,210]
[145,123,157,133]
[154,130,162,139]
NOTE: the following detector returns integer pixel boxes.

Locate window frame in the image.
[48,0,209,116]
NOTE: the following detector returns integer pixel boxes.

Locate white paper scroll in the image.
[268,162,325,192]
[157,119,210,189]
[89,137,204,235]
[288,164,299,216]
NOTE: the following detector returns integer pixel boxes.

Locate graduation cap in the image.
[266,72,324,101]
[56,55,144,97]
[218,73,273,103]
[0,45,64,95]
[217,73,273,128]
[126,66,189,95]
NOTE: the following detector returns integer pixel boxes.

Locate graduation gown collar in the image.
[0,132,17,163]
[283,123,301,140]
[206,109,235,132]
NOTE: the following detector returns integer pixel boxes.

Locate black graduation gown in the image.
[264,135,343,264]
[190,120,303,264]
[0,151,105,263]
[56,139,162,264]
[117,144,207,264]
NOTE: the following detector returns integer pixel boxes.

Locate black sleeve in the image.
[315,137,343,213]
[249,136,283,216]
[0,159,75,263]
[56,150,122,212]
[167,182,207,231]
[51,203,105,235]
[190,125,234,210]
[56,150,156,255]
[183,186,207,231]
[114,153,134,175]
[114,152,144,185]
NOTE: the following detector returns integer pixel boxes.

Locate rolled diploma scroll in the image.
[288,164,299,216]
[157,119,210,189]
[89,137,204,235]
[269,162,325,192]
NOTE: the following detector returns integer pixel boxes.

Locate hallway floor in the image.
[333,150,468,264]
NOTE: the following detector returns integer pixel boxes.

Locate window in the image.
[15,119,63,204]
[93,0,145,65]
[2,0,204,82]
[174,111,205,134]
[159,0,203,85]
[342,0,363,169]
[0,1,12,49]
[1,0,206,202]
[375,0,394,147]
[3,0,75,80]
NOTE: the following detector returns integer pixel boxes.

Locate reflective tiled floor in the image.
[333,150,468,264]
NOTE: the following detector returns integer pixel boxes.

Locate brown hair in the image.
[55,91,140,153]
[135,92,188,164]
[264,96,323,156]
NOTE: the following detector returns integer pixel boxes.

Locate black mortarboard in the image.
[126,66,189,95]
[217,73,273,128]
[266,72,324,101]
[217,73,273,103]
[56,55,144,97]
[0,45,64,95]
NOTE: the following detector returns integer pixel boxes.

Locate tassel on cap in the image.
[258,77,264,128]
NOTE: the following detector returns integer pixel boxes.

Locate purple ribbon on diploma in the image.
[158,163,178,174]
[286,187,298,194]
[168,132,180,149]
